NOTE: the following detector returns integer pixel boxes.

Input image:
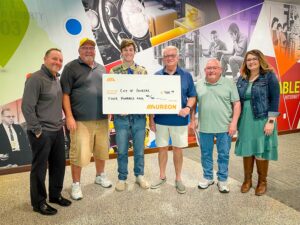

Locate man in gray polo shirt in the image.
[22,48,71,215]
[194,58,241,193]
[60,38,112,200]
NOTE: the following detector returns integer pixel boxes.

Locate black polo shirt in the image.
[60,58,107,120]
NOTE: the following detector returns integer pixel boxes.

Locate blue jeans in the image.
[199,132,231,181]
[114,115,146,180]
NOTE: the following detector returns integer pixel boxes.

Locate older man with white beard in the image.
[60,38,112,201]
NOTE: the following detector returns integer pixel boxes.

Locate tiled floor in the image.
[183,132,300,212]
[0,133,299,224]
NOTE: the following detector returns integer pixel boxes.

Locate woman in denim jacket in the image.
[235,49,280,196]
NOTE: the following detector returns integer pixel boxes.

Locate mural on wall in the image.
[82,0,152,65]
[267,2,300,131]
[0,0,29,68]
[0,0,299,171]
[0,100,31,168]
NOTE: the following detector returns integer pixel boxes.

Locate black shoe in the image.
[33,202,57,215]
[49,196,72,207]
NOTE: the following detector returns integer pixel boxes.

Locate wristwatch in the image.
[186,106,192,110]
[268,119,274,124]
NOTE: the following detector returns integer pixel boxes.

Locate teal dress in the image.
[235,82,278,160]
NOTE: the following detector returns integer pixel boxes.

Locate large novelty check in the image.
[103,74,181,114]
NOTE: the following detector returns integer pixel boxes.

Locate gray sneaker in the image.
[150,178,167,189]
[175,180,186,194]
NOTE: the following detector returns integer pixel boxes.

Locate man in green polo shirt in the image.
[194,58,241,193]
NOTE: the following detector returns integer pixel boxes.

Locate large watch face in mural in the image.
[83,0,151,65]
[120,0,149,38]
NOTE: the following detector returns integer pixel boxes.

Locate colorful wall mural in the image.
[0,0,299,171]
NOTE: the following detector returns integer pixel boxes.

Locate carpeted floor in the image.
[1,148,300,225]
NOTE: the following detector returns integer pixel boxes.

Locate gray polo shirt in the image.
[21,65,63,132]
[60,58,107,120]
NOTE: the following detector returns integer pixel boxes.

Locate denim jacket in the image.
[236,71,280,119]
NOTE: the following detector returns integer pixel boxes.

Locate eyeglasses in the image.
[205,66,220,70]
[246,57,258,62]
[163,54,177,59]
[80,46,95,51]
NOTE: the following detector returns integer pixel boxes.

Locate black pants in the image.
[27,129,65,208]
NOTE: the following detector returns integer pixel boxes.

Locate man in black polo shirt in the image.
[22,48,71,216]
[60,38,112,200]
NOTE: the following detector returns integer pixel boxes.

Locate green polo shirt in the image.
[196,76,239,133]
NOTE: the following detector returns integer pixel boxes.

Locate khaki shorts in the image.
[155,124,188,148]
[69,120,109,167]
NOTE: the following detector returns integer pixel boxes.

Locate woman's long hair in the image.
[240,49,274,79]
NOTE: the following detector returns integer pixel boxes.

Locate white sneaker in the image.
[136,175,150,189]
[198,178,214,189]
[217,181,230,193]
[115,180,126,192]
[95,173,112,188]
[71,182,83,200]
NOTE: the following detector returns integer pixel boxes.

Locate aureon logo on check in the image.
[147,104,177,110]
[106,77,116,82]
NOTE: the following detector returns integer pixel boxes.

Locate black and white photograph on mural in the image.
[269,3,300,60]
[152,3,262,82]
[153,30,201,82]
[152,23,248,82]
[0,100,71,169]
[0,103,31,169]
[82,0,152,65]
[199,21,248,83]
[81,0,222,66]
